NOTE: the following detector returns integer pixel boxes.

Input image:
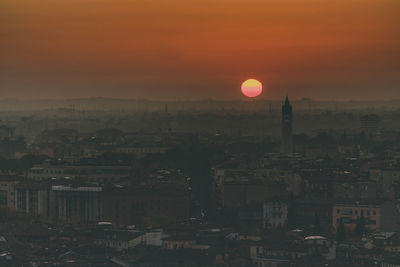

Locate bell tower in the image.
[282,96,293,154]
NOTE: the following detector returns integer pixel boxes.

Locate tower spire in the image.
[282,96,293,154]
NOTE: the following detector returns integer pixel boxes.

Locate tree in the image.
[354,215,367,236]
[0,208,8,223]
[336,219,346,242]
[313,212,321,235]
[287,193,297,230]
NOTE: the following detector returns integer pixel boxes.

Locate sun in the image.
[241,79,262,98]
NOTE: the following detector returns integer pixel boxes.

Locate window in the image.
[342,209,352,215]
[0,190,7,206]
[337,209,340,214]
[373,210,376,215]
[342,217,353,223]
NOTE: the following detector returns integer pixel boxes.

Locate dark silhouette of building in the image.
[164,103,172,133]
[102,184,190,227]
[282,96,293,154]
[360,114,380,134]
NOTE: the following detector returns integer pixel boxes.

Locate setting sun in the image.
[241,79,263,98]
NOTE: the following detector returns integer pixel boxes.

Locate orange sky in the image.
[1,0,400,100]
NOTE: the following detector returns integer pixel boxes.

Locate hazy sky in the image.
[1,0,400,100]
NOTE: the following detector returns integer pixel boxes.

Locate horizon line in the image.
[1,97,400,103]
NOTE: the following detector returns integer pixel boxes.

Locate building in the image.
[0,175,19,209]
[332,202,381,231]
[281,96,293,154]
[222,181,287,208]
[102,184,190,227]
[333,179,377,200]
[143,230,169,246]
[263,200,288,229]
[0,125,15,140]
[303,236,337,260]
[14,182,104,223]
[360,114,380,133]
[300,171,333,200]
[380,201,400,232]
[369,168,400,199]
[213,168,290,208]
[115,146,167,157]
[51,185,103,223]
[14,181,51,217]
[27,164,132,183]
[162,235,196,249]
[296,199,332,232]
[250,235,336,266]
[94,229,144,251]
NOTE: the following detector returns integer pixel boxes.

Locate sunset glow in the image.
[1,0,400,100]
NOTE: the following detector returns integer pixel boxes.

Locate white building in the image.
[27,164,132,183]
[95,230,144,251]
[143,230,169,246]
[263,200,288,229]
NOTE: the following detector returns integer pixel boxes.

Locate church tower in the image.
[281,96,293,154]
[163,103,171,133]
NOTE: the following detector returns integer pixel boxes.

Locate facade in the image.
[360,114,380,133]
[369,169,400,199]
[263,200,288,229]
[143,230,169,246]
[333,179,377,200]
[14,182,103,223]
[222,182,286,208]
[27,164,132,183]
[102,184,190,227]
[162,236,196,249]
[0,175,19,209]
[14,181,50,217]
[332,202,381,231]
[115,146,167,157]
[51,185,103,223]
[213,168,289,208]
[281,96,293,154]
[251,258,290,267]
[250,236,336,266]
[380,201,400,232]
[279,170,302,196]
[303,236,337,260]
[296,199,332,231]
[301,174,333,200]
[94,230,144,251]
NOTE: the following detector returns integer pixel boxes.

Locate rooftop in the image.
[51,185,102,192]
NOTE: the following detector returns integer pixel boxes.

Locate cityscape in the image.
[2,0,400,266]
[0,98,399,266]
